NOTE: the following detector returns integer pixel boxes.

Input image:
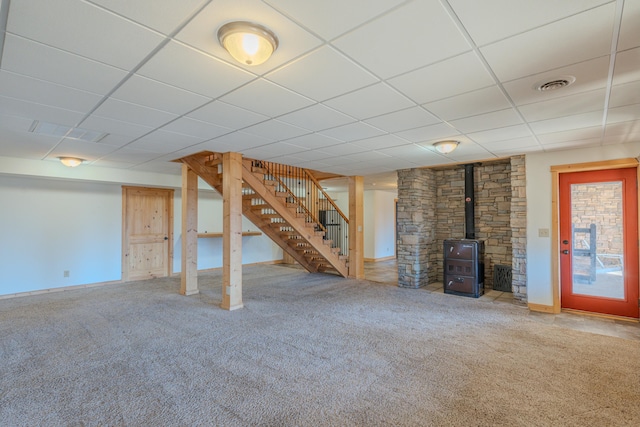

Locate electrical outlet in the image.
[538,228,550,238]
[63,270,70,278]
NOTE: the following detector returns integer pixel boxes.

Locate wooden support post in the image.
[348,175,365,279]
[180,164,199,296]
[221,152,244,310]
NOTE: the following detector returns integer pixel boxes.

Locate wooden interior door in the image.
[122,186,174,281]
[559,168,639,318]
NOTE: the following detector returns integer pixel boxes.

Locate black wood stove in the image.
[443,164,485,298]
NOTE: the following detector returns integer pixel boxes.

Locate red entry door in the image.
[559,167,639,318]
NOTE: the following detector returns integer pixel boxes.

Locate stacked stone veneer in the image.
[397,155,527,302]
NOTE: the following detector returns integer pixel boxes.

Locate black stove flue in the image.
[464,163,475,239]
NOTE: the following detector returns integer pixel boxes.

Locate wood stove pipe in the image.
[464,163,475,239]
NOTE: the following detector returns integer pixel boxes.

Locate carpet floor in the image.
[1,265,639,426]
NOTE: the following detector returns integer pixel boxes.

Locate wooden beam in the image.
[221,152,244,311]
[348,176,364,279]
[180,165,199,296]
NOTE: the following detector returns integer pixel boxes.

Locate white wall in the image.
[0,160,282,296]
[525,142,640,306]
[327,189,397,260]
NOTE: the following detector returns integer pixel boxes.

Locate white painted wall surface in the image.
[525,142,640,306]
[0,166,282,296]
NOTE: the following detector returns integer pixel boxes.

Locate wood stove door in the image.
[559,167,639,318]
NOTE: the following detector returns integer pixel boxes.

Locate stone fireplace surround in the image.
[396,155,526,302]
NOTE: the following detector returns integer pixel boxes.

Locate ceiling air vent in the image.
[533,75,576,92]
[28,120,108,142]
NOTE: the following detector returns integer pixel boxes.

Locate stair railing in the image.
[251,159,350,256]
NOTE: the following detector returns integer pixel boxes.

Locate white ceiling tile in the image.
[605,120,640,137]
[278,104,355,132]
[242,142,305,159]
[479,136,540,151]
[89,159,136,169]
[284,134,343,150]
[93,134,134,147]
[99,147,162,163]
[376,143,438,161]
[618,0,640,51]
[175,0,322,73]
[128,130,204,152]
[612,47,640,86]
[283,150,335,162]
[536,125,604,143]
[0,113,34,133]
[7,0,164,70]
[318,122,386,142]
[80,115,154,139]
[91,98,177,128]
[0,70,102,113]
[323,83,414,120]
[423,86,512,121]
[481,3,616,81]
[602,130,640,145]
[468,124,532,144]
[138,41,255,98]
[609,81,640,108]
[48,138,118,159]
[333,151,393,163]
[160,117,232,140]
[267,46,378,102]
[541,138,603,151]
[351,135,411,151]
[242,119,310,141]
[333,0,471,79]
[448,0,611,46]
[0,95,85,126]
[1,34,129,95]
[530,110,604,135]
[265,0,405,40]
[112,75,211,115]
[220,79,315,117]
[491,145,542,156]
[518,89,606,122]
[187,101,268,129]
[606,104,640,125]
[450,109,523,134]
[207,131,272,151]
[503,56,611,106]
[88,0,206,34]
[364,107,440,133]
[0,129,60,158]
[316,142,372,157]
[396,122,459,143]
[388,52,495,104]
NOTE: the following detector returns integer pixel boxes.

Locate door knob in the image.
[562,240,569,245]
[562,250,569,254]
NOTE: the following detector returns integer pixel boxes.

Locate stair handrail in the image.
[303,169,349,225]
[256,160,328,233]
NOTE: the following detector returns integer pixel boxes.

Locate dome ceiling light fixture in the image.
[58,157,84,167]
[217,21,279,66]
[534,75,576,92]
[433,140,459,154]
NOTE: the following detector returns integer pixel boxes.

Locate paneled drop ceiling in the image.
[0,0,638,187]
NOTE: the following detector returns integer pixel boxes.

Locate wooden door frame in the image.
[550,158,639,314]
[122,186,174,281]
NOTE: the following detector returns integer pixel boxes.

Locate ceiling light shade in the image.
[59,157,84,167]
[433,140,459,154]
[218,21,278,66]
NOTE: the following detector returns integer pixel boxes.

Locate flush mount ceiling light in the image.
[533,75,576,92]
[433,140,459,154]
[58,157,84,167]
[217,21,278,66]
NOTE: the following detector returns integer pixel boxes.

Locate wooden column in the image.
[180,164,199,295]
[221,152,244,310]
[348,176,365,279]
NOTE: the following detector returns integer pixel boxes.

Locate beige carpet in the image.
[1,265,639,426]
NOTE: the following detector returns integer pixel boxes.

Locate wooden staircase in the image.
[179,152,349,277]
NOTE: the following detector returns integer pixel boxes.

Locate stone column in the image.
[396,168,437,288]
[510,155,527,302]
